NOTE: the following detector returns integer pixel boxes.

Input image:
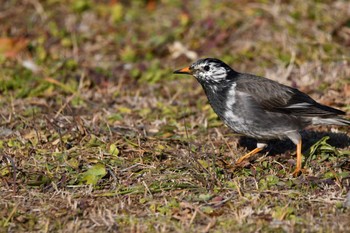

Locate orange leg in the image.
[292,139,302,177]
[236,147,263,164]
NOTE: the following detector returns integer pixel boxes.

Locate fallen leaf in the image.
[0,38,28,58]
[109,143,120,156]
[80,163,107,185]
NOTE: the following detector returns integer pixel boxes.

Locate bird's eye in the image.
[203,65,210,71]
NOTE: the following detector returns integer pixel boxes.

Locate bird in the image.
[173,58,350,176]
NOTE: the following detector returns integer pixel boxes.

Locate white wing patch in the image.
[312,117,348,125]
[284,102,312,109]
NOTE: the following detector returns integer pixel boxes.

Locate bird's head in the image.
[173,58,235,85]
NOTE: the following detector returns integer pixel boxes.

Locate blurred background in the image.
[1,0,349,98]
[1,0,350,232]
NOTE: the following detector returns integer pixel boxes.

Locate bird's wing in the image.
[235,75,345,117]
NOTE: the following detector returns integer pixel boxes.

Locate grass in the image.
[1,0,350,232]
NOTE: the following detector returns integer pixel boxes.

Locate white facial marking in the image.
[209,85,218,92]
[206,65,227,83]
[193,60,228,83]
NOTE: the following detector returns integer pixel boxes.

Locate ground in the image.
[1,0,350,232]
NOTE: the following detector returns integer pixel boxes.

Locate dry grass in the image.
[1,0,350,232]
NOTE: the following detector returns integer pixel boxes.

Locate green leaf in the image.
[305,136,339,164]
[80,163,107,185]
[72,0,91,12]
[198,193,212,201]
[110,3,124,23]
[272,206,295,220]
[197,159,209,169]
[67,158,79,169]
[201,206,214,214]
[109,143,120,156]
[0,166,10,176]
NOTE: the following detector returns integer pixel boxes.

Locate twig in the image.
[2,154,17,193]
[54,94,75,119]
[106,167,118,190]
[3,204,18,227]
[45,116,65,152]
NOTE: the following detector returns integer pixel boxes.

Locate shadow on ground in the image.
[239,130,350,156]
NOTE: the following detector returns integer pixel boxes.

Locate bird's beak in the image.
[173,66,192,75]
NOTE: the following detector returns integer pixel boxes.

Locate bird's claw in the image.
[292,168,306,177]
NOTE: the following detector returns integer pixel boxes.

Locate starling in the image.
[174,58,350,176]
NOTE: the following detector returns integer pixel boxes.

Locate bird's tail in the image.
[312,117,350,126]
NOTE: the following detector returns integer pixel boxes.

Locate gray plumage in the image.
[174,58,349,146]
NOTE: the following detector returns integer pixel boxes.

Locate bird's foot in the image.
[292,169,301,177]
[292,168,306,177]
[234,159,250,168]
[235,147,263,164]
[235,157,247,164]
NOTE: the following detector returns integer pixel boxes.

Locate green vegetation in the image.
[1,0,350,232]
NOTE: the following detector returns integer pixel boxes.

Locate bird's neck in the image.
[200,80,236,118]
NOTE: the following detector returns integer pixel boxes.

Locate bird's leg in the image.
[292,139,302,177]
[236,148,263,164]
[236,142,267,164]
